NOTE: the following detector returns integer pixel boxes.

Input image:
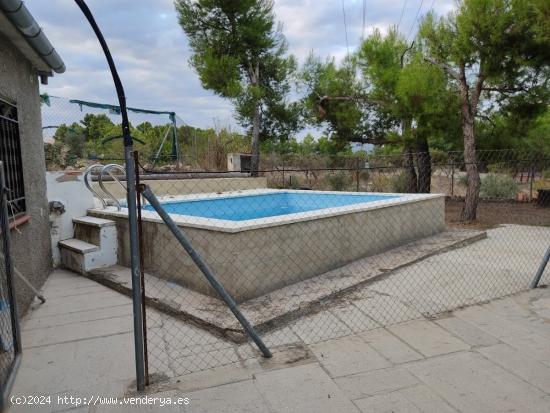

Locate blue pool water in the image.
[142,191,400,221]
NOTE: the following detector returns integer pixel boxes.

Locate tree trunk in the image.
[460,113,480,222]
[403,146,418,193]
[416,137,432,193]
[250,100,260,177]
[249,64,260,177]
[402,118,418,193]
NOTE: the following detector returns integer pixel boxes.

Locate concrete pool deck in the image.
[10,254,550,412]
[87,228,486,342]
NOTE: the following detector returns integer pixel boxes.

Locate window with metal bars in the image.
[0,98,26,218]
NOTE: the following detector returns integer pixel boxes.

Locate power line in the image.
[362,0,367,41]
[406,0,424,42]
[397,0,409,31]
[341,0,350,57]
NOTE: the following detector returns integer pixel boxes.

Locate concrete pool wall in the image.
[89,191,445,303]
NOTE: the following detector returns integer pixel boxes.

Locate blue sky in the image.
[28,0,455,132]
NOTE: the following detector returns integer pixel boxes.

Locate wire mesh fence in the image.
[41,95,250,171]
[44,97,550,383]
[81,149,550,383]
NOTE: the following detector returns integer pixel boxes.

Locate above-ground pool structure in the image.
[88,188,446,303]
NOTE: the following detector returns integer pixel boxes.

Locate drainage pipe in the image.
[0,0,65,73]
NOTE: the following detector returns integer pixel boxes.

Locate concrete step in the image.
[73,216,117,248]
[59,214,118,274]
[59,239,99,254]
[73,216,115,228]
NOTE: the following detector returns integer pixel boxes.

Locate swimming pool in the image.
[142,191,400,221]
[92,189,445,302]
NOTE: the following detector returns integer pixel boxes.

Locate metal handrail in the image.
[99,164,127,211]
[83,164,109,208]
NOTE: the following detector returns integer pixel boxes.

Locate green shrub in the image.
[457,174,468,187]
[390,173,409,193]
[326,171,352,191]
[370,174,391,192]
[358,169,370,182]
[542,170,550,179]
[480,173,518,199]
[288,175,301,189]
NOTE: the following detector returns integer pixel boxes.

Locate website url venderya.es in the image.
[11,395,190,408]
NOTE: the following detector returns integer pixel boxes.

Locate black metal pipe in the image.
[140,186,272,358]
[134,152,149,386]
[73,0,146,390]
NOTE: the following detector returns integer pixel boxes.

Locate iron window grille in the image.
[0,98,26,218]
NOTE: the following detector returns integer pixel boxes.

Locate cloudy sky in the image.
[27,0,455,131]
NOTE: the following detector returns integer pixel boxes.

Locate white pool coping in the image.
[90,189,445,233]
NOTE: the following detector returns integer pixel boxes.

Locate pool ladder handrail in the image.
[98,164,127,211]
[84,164,110,208]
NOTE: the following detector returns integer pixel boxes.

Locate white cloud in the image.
[27,0,455,132]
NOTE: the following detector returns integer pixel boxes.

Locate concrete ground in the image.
[9,264,550,412]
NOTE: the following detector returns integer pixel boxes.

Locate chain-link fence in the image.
[45,96,550,385]
[81,149,550,384]
[41,95,250,171]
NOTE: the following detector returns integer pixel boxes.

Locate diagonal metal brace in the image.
[140,185,272,358]
[530,245,550,289]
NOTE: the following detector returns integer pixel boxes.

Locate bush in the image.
[457,174,468,187]
[358,169,370,182]
[288,175,301,189]
[390,173,409,193]
[487,163,515,176]
[480,173,518,199]
[326,171,352,191]
[370,174,391,192]
[542,170,550,179]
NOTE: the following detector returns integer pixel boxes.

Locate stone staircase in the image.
[59,216,118,274]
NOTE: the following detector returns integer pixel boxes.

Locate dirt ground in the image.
[446,198,550,229]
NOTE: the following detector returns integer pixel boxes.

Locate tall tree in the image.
[420,0,550,221]
[302,29,458,193]
[175,0,297,175]
[359,29,457,193]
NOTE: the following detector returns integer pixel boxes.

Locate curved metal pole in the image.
[84,164,108,208]
[74,0,145,391]
[98,164,127,211]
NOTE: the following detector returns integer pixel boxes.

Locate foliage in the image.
[326,171,352,191]
[390,173,409,193]
[175,0,300,172]
[370,174,391,192]
[457,174,468,187]
[44,142,68,169]
[480,174,518,199]
[288,175,301,189]
[419,0,550,220]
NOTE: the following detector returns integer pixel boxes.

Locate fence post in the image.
[450,157,455,197]
[74,0,145,391]
[282,155,285,189]
[134,152,149,386]
[529,163,535,202]
[356,158,360,192]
